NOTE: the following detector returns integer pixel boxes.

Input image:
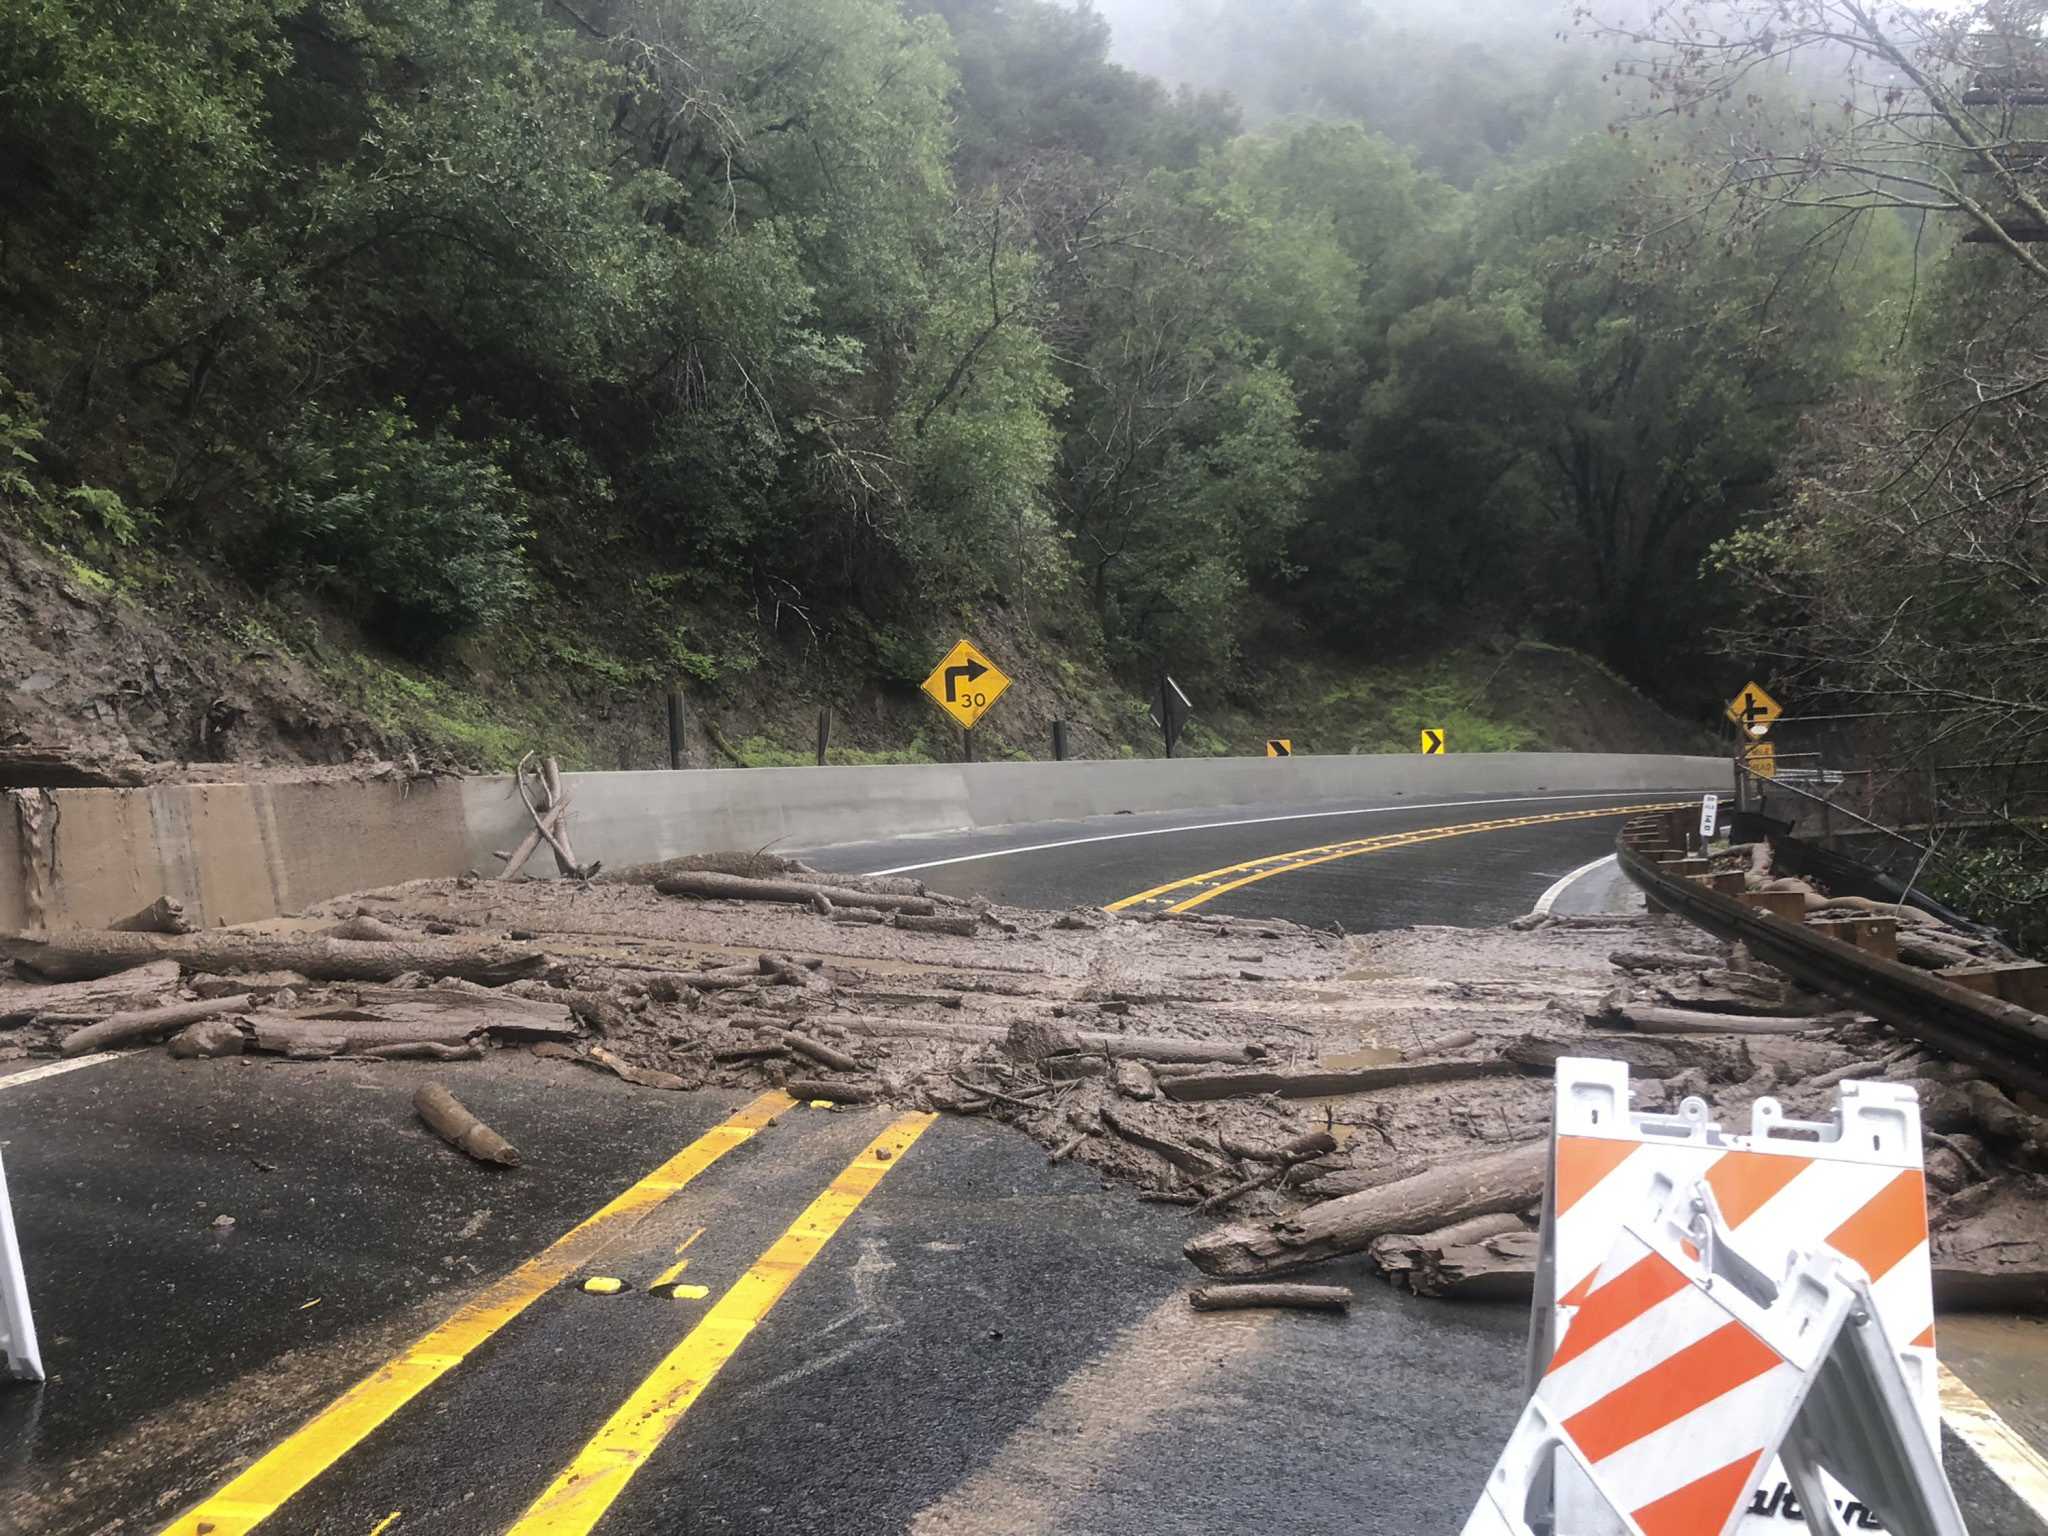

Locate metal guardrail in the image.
[1614,819,2048,1101]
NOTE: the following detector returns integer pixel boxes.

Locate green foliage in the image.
[0,0,1916,748]
[267,407,533,645]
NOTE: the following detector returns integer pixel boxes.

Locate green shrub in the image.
[266,406,533,647]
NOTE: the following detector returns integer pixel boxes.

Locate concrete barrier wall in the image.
[6,752,1730,931]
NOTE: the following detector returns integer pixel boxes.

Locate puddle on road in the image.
[1317,1046,1403,1071]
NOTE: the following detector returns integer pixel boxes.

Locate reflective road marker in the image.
[156,1091,795,1536]
[504,1112,937,1536]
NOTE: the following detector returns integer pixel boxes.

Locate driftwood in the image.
[1371,1215,1537,1297]
[1100,1106,1227,1176]
[653,871,934,915]
[1596,1004,1845,1036]
[1,930,548,985]
[789,1077,878,1103]
[830,908,887,926]
[251,1006,491,1059]
[759,954,827,990]
[356,1041,479,1061]
[0,959,182,1026]
[1609,949,1717,974]
[1185,1141,1547,1278]
[588,1046,689,1091]
[1220,1130,1338,1164]
[1899,934,1979,970]
[1159,1058,1514,1103]
[108,897,195,935]
[891,913,978,937]
[414,1084,520,1166]
[818,1014,1256,1065]
[322,914,412,943]
[1959,1081,2047,1154]
[1502,1033,1749,1082]
[782,1031,862,1072]
[1188,1283,1351,1313]
[62,994,252,1056]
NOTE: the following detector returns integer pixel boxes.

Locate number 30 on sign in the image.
[920,639,1011,730]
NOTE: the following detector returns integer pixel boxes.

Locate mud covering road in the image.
[2,784,2045,1534]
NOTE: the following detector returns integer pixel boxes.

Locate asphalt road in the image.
[3,779,2042,1536]
[799,787,1691,925]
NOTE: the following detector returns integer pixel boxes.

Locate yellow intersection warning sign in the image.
[1744,741,1778,779]
[1266,739,1292,757]
[1725,680,1783,738]
[920,638,1010,730]
[1420,728,1446,755]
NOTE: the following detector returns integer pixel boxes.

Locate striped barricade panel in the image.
[1535,1060,1933,1533]
[0,1146,43,1382]
[1469,1188,1854,1536]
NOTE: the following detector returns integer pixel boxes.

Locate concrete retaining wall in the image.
[5,752,1729,931]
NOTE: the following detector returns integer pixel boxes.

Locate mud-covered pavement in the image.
[3,860,2046,1533]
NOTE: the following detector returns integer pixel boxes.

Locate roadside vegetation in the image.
[0,0,1902,741]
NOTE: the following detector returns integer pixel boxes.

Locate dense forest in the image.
[5,0,2047,850]
[0,0,1918,712]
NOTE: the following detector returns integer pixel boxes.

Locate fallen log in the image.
[1189,1283,1351,1313]
[891,913,978,937]
[820,1014,1256,1065]
[1159,1057,1514,1103]
[1900,934,1979,970]
[62,994,252,1056]
[1502,1033,1749,1081]
[1184,1141,1547,1278]
[0,959,182,1026]
[1409,1229,1541,1299]
[1,930,549,985]
[782,1031,862,1073]
[1101,1106,1227,1176]
[108,897,195,935]
[759,954,827,990]
[1220,1130,1339,1164]
[1595,1004,1848,1036]
[652,871,934,915]
[1369,1213,1528,1284]
[788,1077,878,1104]
[322,914,413,943]
[1959,1080,2048,1154]
[250,1007,489,1059]
[1609,949,1717,974]
[588,1046,690,1091]
[830,908,887,926]
[360,1041,482,1061]
[414,1084,520,1166]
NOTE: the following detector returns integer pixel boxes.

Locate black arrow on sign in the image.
[944,658,989,702]
[1423,730,1443,754]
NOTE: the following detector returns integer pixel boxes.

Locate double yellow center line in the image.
[159,1095,935,1536]
[1106,802,1690,915]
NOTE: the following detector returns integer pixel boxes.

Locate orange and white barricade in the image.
[0,1146,42,1382]
[1516,1058,1940,1533]
[1463,1173,1965,1536]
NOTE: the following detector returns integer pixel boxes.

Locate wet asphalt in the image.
[2,781,2042,1535]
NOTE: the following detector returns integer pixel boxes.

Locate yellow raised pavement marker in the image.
[503,1111,937,1536]
[155,1091,794,1536]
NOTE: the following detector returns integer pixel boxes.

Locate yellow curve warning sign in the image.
[921,639,1011,730]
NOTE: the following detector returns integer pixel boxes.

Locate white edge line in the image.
[1940,1361,2048,1521]
[1534,854,1619,917]
[861,791,1704,878]
[0,1053,121,1093]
